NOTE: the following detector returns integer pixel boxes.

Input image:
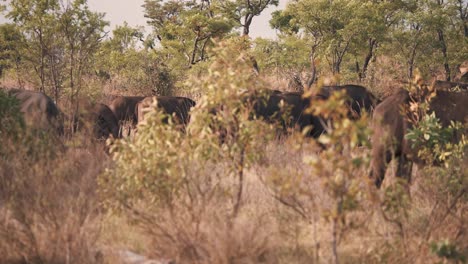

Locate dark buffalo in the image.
[108,96,146,136]
[369,89,468,188]
[72,99,120,140]
[137,96,196,127]
[93,103,120,140]
[300,85,378,137]
[247,85,377,138]
[433,80,468,91]
[78,102,119,140]
[209,85,377,140]
[313,85,379,118]
[7,89,63,135]
[251,91,300,125]
[250,90,324,136]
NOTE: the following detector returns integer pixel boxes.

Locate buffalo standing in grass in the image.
[83,103,119,140]
[303,85,379,137]
[92,103,120,140]
[249,85,378,137]
[7,89,64,135]
[137,96,196,129]
[74,100,119,140]
[208,85,377,141]
[108,96,146,136]
[369,89,468,188]
[249,90,325,137]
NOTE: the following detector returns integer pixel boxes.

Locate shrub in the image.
[101,38,279,263]
[263,89,375,264]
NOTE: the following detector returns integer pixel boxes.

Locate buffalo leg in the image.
[370,149,391,188]
[396,155,413,184]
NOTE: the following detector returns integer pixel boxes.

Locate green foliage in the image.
[0,90,24,140]
[304,91,372,219]
[96,24,175,95]
[5,0,108,101]
[265,0,467,84]
[144,0,233,69]
[0,24,23,77]
[381,179,411,226]
[101,39,277,261]
[215,0,279,35]
[406,112,466,164]
[431,239,467,263]
[270,10,298,34]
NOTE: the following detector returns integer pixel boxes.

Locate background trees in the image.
[0,0,466,97]
[5,0,107,103]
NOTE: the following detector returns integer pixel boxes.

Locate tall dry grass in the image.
[0,128,110,264]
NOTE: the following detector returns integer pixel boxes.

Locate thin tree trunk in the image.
[306,46,317,89]
[39,30,46,93]
[437,30,451,81]
[408,42,418,79]
[359,38,377,81]
[232,147,245,219]
[190,35,201,65]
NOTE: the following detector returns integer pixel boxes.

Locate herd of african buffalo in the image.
[2,78,467,188]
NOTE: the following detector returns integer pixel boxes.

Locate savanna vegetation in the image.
[0,0,467,263]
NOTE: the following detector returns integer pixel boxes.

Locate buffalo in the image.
[137,96,196,128]
[7,89,64,135]
[108,96,146,136]
[78,102,119,140]
[249,90,322,136]
[369,89,468,188]
[433,80,468,91]
[73,100,119,140]
[313,85,379,118]
[303,84,379,137]
[214,85,377,139]
[92,103,120,140]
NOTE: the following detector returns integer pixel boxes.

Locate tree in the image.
[349,0,407,80]
[216,0,279,36]
[385,0,467,79]
[7,0,61,94]
[57,0,108,103]
[0,24,23,81]
[96,24,175,95]
[253,36,313,90]
[5,0,107,103]
[143,0,233,68]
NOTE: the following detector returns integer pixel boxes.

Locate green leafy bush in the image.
[101,39,279,263]
[405,112,466,165]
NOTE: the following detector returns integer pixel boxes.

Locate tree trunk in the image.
[243,14,254,36]
[457,0,468,37]
[306,45,318,89]
[407,42,419,79]
[359,38,377,81]
[38,29,46,93]
[437,29,451,81]
[190,35,201,65]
